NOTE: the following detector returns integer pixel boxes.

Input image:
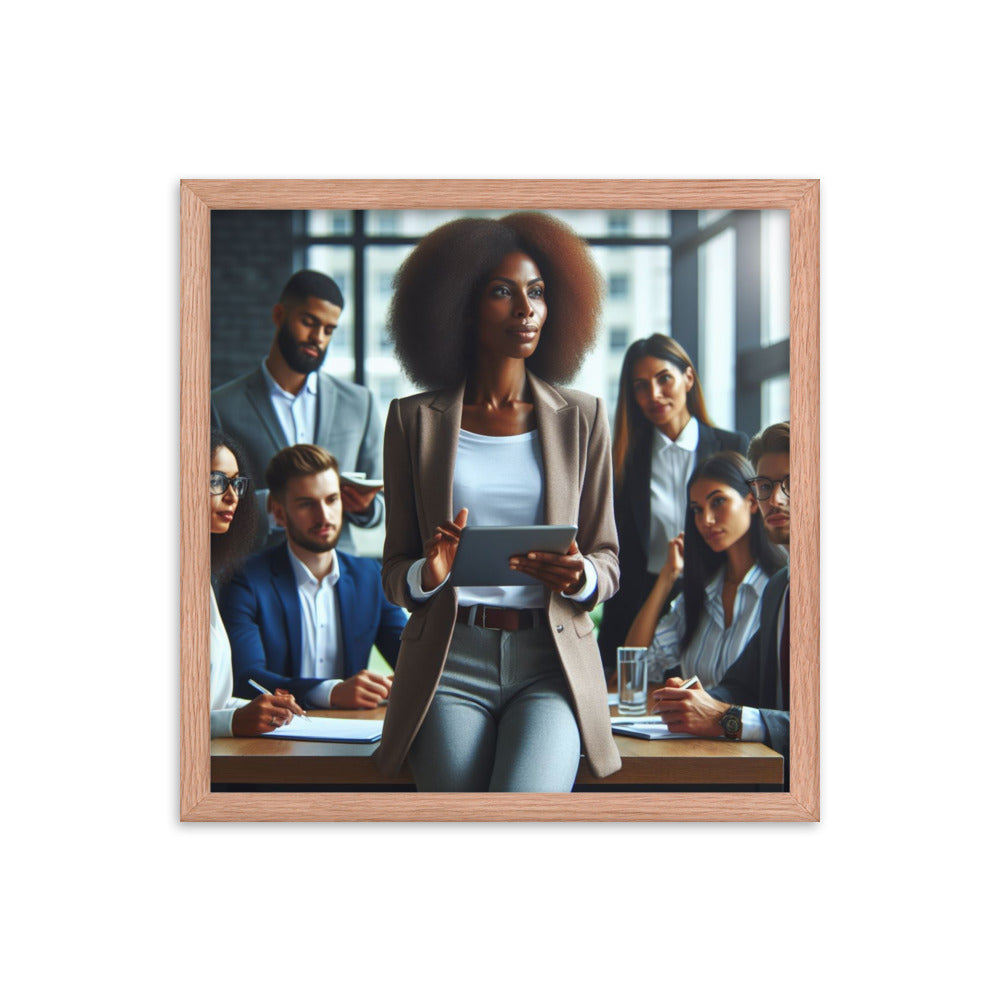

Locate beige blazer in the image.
[375,372,622,780]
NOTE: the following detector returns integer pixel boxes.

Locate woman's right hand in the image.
[421,507,469,591]
[660,532,684,581]
[231,692,301,737]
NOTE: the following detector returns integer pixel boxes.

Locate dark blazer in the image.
[211,366,384,555]
[376,373,622,780]
[597,420,749,673]
[710,565,790,762]
[219,544,406,704]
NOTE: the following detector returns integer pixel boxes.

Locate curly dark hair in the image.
[387,212,604,389]
[680,451,787,652]
[210,428,258,581]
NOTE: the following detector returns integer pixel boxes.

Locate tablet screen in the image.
[449,525,577,587]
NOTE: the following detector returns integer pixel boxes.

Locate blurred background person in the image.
[598,334,748,676]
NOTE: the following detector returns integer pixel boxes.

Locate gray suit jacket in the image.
[211,366,384,555]
[376,373,622,779]
[711,565,790,762]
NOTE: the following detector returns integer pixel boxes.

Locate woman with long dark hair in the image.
[624,451,786,686]
[210,428,303,738]
[376,212,621,791]
[597,334,748,674]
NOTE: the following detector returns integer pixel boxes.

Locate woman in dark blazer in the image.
[376,213,621,791]
[597,335,748,675]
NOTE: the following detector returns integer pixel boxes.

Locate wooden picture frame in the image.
[181,179,819,822]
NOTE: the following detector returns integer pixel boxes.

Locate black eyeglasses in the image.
[747,475,790,501]
[210,472,251,497]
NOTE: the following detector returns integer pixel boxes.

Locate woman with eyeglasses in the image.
[210,428,304,738]
[625,451,787,688]
[597,335,749,676]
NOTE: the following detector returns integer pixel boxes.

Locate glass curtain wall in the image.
[295,208,788,557]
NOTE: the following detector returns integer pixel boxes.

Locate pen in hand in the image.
[248,678,308,720]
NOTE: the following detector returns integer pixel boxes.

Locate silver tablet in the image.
[449,524,578,587]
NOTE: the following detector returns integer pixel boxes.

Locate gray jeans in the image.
[407,621,581,792]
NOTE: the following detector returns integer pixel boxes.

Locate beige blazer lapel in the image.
[529,372,580,527]
[413,383,464,535]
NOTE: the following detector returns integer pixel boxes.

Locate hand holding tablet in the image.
[448,523,578,588]
[509,540,587,595]
[339,471,384,515]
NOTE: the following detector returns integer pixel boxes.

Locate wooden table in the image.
[211,705,783,789]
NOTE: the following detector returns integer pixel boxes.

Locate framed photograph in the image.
[181,179,819,822]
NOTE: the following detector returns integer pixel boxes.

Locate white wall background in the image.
[3,3,994,997]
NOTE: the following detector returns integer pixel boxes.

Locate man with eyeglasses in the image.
[652,421,791,780]
[220,445,406,709]
[211,270,384,556]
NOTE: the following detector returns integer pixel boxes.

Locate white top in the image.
[288,546,345,708]
[407,428,596,607]
[451,428,546,608]
[646,563,769,688]
[210,586,249,739]
[647,416,699,574]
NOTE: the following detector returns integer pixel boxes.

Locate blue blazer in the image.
[220,544,407,703]
[710,566,790,766]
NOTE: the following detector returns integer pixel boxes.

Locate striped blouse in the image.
[646,563,770,688]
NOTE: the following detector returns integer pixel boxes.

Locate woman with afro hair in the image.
[375,212,622,791]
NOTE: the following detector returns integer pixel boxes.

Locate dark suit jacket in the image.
[597,420,749,673]
[710,565,790,763]
[211,366,384,555]
[376,373,622,779]
[219,544,407,704]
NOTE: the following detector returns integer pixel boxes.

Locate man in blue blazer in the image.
[221,445,406,708]
[211,270,384,556]
[652,422,791,774]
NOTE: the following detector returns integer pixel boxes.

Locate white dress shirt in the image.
[288,546,345,708]
[647,417,699,574]
[262,361,318,446]
[646,563,770,687]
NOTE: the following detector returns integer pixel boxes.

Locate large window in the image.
[294,208,788,437]
[229,207,788,557]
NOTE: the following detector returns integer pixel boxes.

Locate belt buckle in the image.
[484,607,507,631]
[487,606,516,631]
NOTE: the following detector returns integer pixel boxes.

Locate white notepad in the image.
[611,717,697,740]
[260,716,383,743]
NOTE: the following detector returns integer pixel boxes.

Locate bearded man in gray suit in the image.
[211,270,384,555]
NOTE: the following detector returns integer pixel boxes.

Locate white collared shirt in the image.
[647,416,699,574]
[288,545,344,708]
[261,360,318,446]
[646,563,769,688]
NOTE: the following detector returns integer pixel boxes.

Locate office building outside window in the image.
[211,208,789,557]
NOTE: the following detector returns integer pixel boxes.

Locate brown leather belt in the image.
[464,605,543,631]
